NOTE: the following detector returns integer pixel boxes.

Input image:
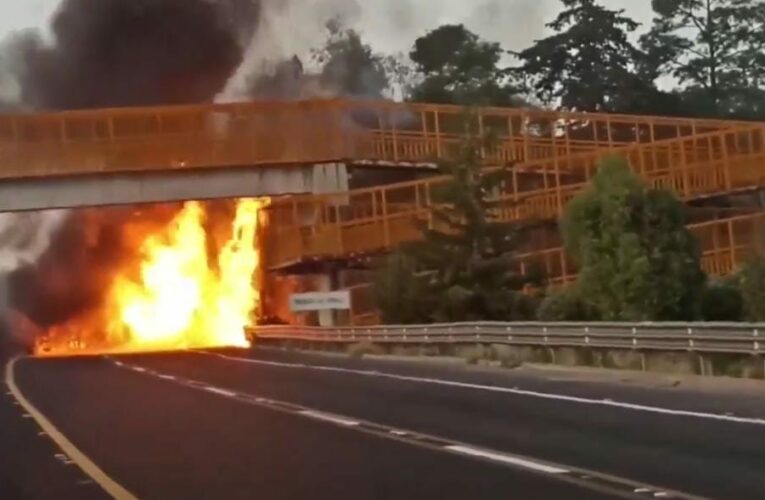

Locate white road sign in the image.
[289,291,352,312]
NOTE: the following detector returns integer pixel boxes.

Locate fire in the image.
[36,198,268,356]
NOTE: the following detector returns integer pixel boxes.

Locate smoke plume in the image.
[0,0,263,347]
[10,0,260,110]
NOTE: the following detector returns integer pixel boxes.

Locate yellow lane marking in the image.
[5,356,138,500]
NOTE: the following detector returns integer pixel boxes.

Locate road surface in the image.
[2,348,765,499]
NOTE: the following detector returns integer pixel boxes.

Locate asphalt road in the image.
[4,348,765,499]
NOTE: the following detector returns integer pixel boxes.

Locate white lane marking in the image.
[654,493,670,498]
[635,487,651,493]
[113,361,124,367]
[6,358,139,500]
[116,360,698,500]
[200,352,765,426]
[204,387,237,398]
[157,374,176,381]
[445,445,568,474]
[131,366,146,373]
[299,410,360,427]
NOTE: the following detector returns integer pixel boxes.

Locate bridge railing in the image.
[249,321,765,355]
[0,99,746,179]
[337,211,765,324]
[264,125,765,269]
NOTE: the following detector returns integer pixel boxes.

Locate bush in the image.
[736,257,765,321]
[700,281,744,321]
[537,287,599,321]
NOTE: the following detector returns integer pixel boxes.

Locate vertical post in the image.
[508,115,517,161]
[291,198,302,261]
[606,116,614,150]
[334,202,343,255]
[421,110,429,158]
[382,188,390,247]
[512,168,520,220]
[522,111,530,161]
[728,219,738,269]
[434,108,442,159]
[425,181,434,229]
[678,126,690,198]
[721,130,732,191]
[563,119,572,158]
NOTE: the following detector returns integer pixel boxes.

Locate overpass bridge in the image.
[0,99,742,211]
[0,98,763,325]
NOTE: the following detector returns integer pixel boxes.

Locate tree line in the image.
[295,0,765,121]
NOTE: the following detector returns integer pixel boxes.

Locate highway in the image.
[2,348,765,500]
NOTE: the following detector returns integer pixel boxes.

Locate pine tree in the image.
[375,116,539,323]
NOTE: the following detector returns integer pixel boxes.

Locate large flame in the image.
[36,198,268,356]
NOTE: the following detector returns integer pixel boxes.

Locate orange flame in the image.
[36,198,268,356]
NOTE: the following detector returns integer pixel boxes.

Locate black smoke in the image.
[13,0,261,110]
[0,1,262,349]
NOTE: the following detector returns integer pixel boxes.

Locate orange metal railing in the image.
[344,211,765,324]
[0,99,747,180]
[265,124,765,269]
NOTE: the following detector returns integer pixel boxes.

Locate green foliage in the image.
[537,287,600,321]
[372,252,432,325]
[641,0,765,118]
[700,280,744,322]
[312,20,390,97]
[514,0,662,113]
[562,156,706,321]
[735,257,765,321]
[373,118,537,323]
[408,25,519,106]
[407,127,538,322]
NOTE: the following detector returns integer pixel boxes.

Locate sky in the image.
[0,1,655,55]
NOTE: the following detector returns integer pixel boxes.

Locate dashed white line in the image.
[203,387,237,398]
[131,367,146,373]
[635,488,651,493]
[199,351,765,426]
[157,374,176,381]
[444,445,568,474]
[109,359,698,500]
[654,493,670,498]
[299,410,360,427]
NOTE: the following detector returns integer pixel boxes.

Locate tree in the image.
[641,0,765,118]
[311,20,390,98]
[372,252,433,324]
[514,0,667,113]
[537,287,599,321]
[735,257,765,321]
[373,118,538,323]
[562,156,706,321]
[700,279,744,321]
[408,25,519,106]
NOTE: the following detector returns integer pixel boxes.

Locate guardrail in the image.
[249,322,765,355]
